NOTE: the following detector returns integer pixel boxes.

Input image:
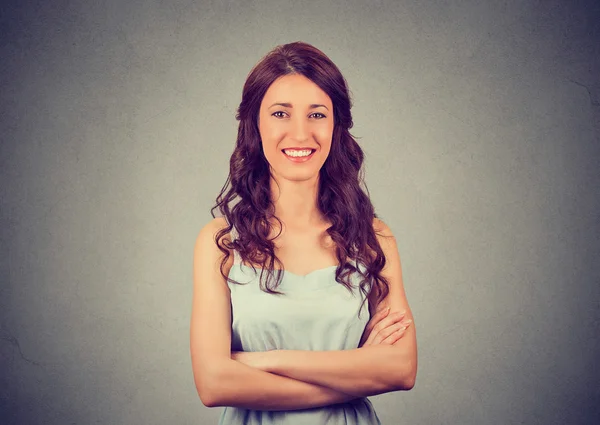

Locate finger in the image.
[363,310,409,346]
[371,310,407,335]
[376,306,391,315]
[386,319,413,343]
[364,316,399,346]
[374,320,408,344]
[362,308,391,345]
[373,325,400,345]
[375,317,412,344]
[366,307,390,331]
[381,325,408,345]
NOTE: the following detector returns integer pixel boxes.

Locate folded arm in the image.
[256,218,418,397]
[267,343,414,397]
[232,328,415,398]
[190,218,360,411]
[203,358,359,410]
[191,218,417,409]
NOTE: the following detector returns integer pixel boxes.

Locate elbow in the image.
[392,370,416,391]
[401,371,417,391]
[194,362,228,408]
[388,343,418,391]
[197,382,220,408]
[197,388,216,408]
[195,376,218,408]
[401,356,418,390]
[391,359,417,391]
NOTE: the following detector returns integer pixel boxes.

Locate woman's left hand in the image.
[359,307,412,347]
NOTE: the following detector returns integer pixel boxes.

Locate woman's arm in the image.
[265,343,415,398]
[232,335,415,398]
[190,218,359,410]
[231,218,418,398]
[207,358,359,410]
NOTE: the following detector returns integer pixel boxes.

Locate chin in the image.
[275,169,320,183]
[284,173,319,183]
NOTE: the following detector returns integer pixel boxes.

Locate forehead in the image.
[261,74,332,107]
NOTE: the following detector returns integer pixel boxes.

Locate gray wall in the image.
[1,0,599,424]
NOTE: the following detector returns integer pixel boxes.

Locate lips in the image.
[281,147,317,152]
[281,148,316,163]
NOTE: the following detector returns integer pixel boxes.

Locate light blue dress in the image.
[218,225,382,425]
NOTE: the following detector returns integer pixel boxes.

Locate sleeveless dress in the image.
[218,225,382,425]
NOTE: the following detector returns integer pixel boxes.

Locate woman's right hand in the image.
[359,306,412,347]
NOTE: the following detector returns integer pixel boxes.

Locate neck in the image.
[269,174,325,229]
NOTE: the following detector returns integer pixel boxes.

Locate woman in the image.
[190,41,417,424]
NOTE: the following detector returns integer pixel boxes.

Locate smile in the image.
[281,148,316,162]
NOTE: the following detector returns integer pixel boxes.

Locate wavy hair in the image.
[210,41,389,318]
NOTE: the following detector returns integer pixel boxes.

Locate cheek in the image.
[259,125,277,152]
[262,136,283,157]
[260,123,284,144]
[260,131,284,163]
[316,126,334,147]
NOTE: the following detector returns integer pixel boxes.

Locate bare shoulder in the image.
[192,215,232,298]
[194,217,233,267]
[372,216,397,248]
[371,216,401,268]
[196,216,229,246]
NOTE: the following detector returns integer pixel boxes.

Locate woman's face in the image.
[258,73,334,184]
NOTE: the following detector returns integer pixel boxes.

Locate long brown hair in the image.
[211,41,389,317]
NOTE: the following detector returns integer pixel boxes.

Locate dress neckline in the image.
[227,263,368,294]
[236,263,339,279]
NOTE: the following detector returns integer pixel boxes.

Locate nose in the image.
[290,116,309,142]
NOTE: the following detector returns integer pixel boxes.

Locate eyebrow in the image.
[269,102,329,111]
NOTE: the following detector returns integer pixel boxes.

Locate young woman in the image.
[190,41,417,424]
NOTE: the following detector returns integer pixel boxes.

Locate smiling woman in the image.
[259,74,333,179]
[190,41,417,425]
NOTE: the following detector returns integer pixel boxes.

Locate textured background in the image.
[1,0,599,424]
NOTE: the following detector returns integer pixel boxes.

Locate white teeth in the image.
[284,149,313,157]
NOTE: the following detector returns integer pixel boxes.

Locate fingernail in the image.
[402,319,412,326]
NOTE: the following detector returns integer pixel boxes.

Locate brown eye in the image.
[311,112,326,119]
[272,111,286,118]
